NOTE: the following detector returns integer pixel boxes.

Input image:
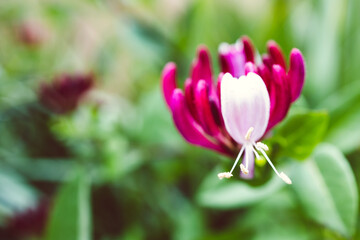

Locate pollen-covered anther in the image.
[256,142,269,151]
[218,172,233,179]
[240,164,249,175]
[245,127,254,141]
[279,172,292,184]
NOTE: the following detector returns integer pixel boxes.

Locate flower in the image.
[161,36,305,182]
[219,38,305,131]
[39,73,94,114]
[218,72,291,184]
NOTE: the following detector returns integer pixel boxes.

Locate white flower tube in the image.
[218,72,291,184]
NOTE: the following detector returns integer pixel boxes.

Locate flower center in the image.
[217,127,292,184]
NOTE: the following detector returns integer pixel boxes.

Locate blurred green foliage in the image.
[0,0,359,239]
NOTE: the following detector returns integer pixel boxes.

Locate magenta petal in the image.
[241,36,255,63]
[218,42,246,78]
[262,54,273,70]
[219,53,232,75]
[267,65,291,131]
[184,78,200,122]
[191,46,213,86]
[257,64,272,93]
[288,48,305,102]
[195,80,221,136]
[216,72,224,101]
[161,62,177,108]
[171,89,228,154]
[209,97,224,128]
[244,62,257,75]
[267,41,287,70]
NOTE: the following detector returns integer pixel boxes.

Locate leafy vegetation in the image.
[0,0,359,239]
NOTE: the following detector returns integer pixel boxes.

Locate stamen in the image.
[251,146,261,160]
[245,127,254,140]
[218,172,233,179]
[218,145,245,180]
[257,147,292,185]
[244,145,252,169]
[279,172,292,184]
[240,164,249,174]
[229,145,245,174]
[256,142,269,151]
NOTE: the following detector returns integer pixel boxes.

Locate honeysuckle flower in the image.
[161,36,305,181]
[217,72,291,184]
[39,73,94,114]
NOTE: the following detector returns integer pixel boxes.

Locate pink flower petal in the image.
[257,63,272,93]
[218,42,246,78]
[216,72,224,101]
[267,40,287,70]
[208,97,225,128]
[171,89,229,155]
[262,54,273,70]
[241,36,255,63]
[219,50,233,75]
[191,46,213,86]
[288,48,305,102]
[221,73,270,144]
[161,62,177,108]
[195,80,221,136]
[267,65,291,131]
[244,62,257,75]
[184,78,200,122]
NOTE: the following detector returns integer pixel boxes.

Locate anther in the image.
[245,127,254,140]
[279,172,292,184]
[256,142,269,151]
[240,164,249,175]
[257,148,292,185]
[218,172,233,179]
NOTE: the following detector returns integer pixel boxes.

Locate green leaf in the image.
[318,80,360,154]
[291,144,358,238]
[45,169,92,240]
[342,0,360,86]
[240,190,322,240]
[0,166,38,218]
[196,167,284,209]
[270,110,328,160]
[304,0,344,104]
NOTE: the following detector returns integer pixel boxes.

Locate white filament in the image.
[218,127,292,184]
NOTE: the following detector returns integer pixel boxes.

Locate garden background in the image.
[0,0,359,239]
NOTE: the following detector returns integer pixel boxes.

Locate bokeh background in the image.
[0,0,359,239]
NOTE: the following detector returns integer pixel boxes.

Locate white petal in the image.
[220,72,270,143]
